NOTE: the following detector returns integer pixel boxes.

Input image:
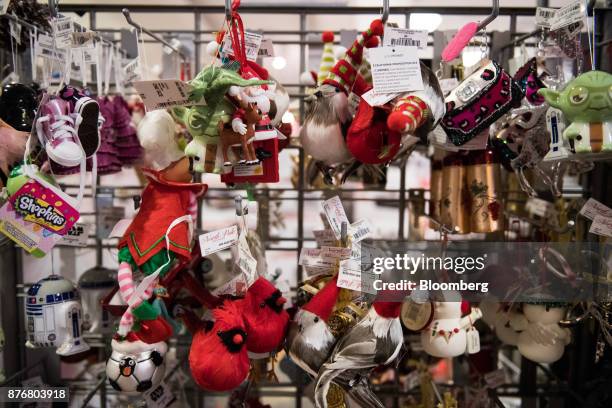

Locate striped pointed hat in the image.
[323,19,383,95]
[317,31,336,85]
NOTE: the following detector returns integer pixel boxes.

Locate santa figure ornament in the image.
[189,300,250,391]
[314,290,405,408]
[238,277,289,354]
[300,19,383,168]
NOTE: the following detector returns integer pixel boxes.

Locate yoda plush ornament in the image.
[539,70,612,154]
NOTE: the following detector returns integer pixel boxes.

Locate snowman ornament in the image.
[421,293,483,358]
[517,303,571,363]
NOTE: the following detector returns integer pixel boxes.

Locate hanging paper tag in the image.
[71,31,96,49]
[236,233,258,286]
[361,88,399,107]
[525,197,557,218]
[258,38,275,58]
[466,327,481,354]
[320,246,352,260]
[401,299,434,331]
[199,225,239,256]
[82,48,97,65]
[0,1,9,15]
[338,259,377,294]
[298,248,336,276]
[122,58,141,88]
[535,7,557,28]
[370,46,423,95]
[550,1,584,31]
[222,31,263,62]
[313,229,336,247]
[213,274,248,297]
[322,196,349,240]
[36,34,67,61]
[589,215,612,238]
[133,79,206,110]
[52,16,74,49]
[59,222,92,247]
[439,78,459,95]
[383,27,428,50]
[580,198,612,220]
[108,218,133,239]
[349,219,372,243]
[9,20,21,45]
[144,382,177,408]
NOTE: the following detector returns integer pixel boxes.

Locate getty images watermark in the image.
[371,253,490,293]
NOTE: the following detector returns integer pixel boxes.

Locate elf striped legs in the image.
[387,96,429,134]
[117,262,156,337]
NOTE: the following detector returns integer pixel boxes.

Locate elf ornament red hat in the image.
[189,300,250,391]
[238,277,289,354]
[323,19,383,96]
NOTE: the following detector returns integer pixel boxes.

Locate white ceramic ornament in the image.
[421,293,482,358]
[78,266,117,334]
[25,275,90,356]
[493,307,528,346]
[106,338,167,395]
[517,304,571,364]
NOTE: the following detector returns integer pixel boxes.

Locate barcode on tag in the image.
[123,58,140,86]
[350,219,372,242]
[391,38,420,47]
[222,31,263,62]
[550,1,584,31]
[133,79,206,111]
[258,38,275,57]
[536,7,557,28]
[383,27,428,50]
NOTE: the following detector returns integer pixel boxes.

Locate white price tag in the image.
[580,198,612,221]
[320,246,352,260]
[71,31,96,49]
[213,274,248,296]
[198,225,239,257]
[369,46,423,95]
[589,215,612,238]
[467,327,481,354]
[144,382,177,408]
[258,38,275,58]
[52,16,74,49]
[9,20,21,45]
[36,34,67,61]
[222,31,263,62]
[83,48,97,65]
[59,223,91,247]
[133,79,206,111]
[322,196,349,240]
[361,88,399,107]
[236,233,258,286]
[439,78,459,95]
[313,229,337,247]
[337,259,377,294]
[350,219,372,242]
[526,197,556,218]
[550,1,584,31]
[536,7,557,28]
[123,58,141,87]
[383,27,428,50]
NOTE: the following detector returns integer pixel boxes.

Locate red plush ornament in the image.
[238,277,289,354]
[189,300,250,391]
[346,98,401,164]
[321,31,335,43]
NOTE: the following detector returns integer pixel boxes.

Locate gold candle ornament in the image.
[466,148,503,233]
[440,153,470,234]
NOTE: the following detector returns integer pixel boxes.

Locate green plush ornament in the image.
[539,71,612,154]
[173,66,270,173]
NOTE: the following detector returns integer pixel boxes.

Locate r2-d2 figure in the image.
[25,275,90,356]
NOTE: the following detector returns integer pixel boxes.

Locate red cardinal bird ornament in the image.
[189,300,250,391]
[239,277,289,354]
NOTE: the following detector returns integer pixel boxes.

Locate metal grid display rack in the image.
[0,2,610,408]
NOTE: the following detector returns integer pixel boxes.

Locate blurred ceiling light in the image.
[272,56,287,70]
[409,13,442,32]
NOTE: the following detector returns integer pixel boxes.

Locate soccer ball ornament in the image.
[106,338,167,395]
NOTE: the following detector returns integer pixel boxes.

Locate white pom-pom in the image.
[299,71,316,86]
[333,46,347,61]
[206,40,220,57]
[228,85,243,97]
[137,110,183,170]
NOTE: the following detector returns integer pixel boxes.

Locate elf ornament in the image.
[239,277,289,354]
[300,19,384,168]
[539,70,612,154]
[314,291,405,408]
[189,300,250,391]
[517,303,571,364]
[114,110,207,341]
[421,293,482,358]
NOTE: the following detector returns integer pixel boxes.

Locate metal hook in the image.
[48,0,58,17]
[477,0,499,30]
[235,194,247,216]
[340,221,348,248]
[225,0,232,21]
[122,8,187,61]
[381,0,390,24]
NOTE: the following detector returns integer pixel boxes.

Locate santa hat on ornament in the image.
[137,110,184,170]
[323,19,383,97]
[317,31,336,85]
[302,275,340,322]
[372,289,408,318]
